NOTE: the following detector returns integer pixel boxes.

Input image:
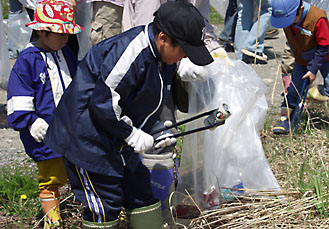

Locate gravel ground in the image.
[0,86,27,168]
[0,25,287,168]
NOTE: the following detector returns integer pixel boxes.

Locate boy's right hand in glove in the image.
[125,127,154,153]
[29,118,49,142]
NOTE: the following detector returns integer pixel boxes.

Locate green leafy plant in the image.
[209,6,224,24]
[1,0,9,19]
[0,164,41,218]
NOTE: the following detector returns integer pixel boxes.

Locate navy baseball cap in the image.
[153,1,213,66]
[271,0,300,28]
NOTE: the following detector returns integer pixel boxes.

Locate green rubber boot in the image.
[126,201,163,229]
[82,219,119,229]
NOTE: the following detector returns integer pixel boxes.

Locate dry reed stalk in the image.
[181,189,329,228]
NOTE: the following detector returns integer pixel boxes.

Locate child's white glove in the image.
[125,127,154,153]
[177,57,207,82]
[154,133,177,149]
[29,118,49,143]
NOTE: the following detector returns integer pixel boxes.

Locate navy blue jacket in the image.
[7,44,77,162]
[44,24,177,176]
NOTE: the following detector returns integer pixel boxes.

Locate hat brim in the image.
[178,40,213,66]
[26,21,83,34]
[271,10,297,28]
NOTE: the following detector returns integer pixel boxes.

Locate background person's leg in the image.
[241,0,272,61]
[234,0,254,59]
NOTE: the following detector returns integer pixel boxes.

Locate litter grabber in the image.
[291,79,309,133]
[152,103,231,148]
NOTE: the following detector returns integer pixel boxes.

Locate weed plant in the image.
[1,0,9,19]
[0,164,40,218]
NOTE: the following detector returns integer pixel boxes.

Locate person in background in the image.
[234,0,272,63]
[219,0,237,50]
[89,0,124,45]
[272,0,329,134]
[6,0,82,227]
[44,2,213,228]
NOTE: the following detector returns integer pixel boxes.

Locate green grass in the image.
[263,102,329,219]
[210,6,224,24]
[0,164,41,218]
[1,0,9,19]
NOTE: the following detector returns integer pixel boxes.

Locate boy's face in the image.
[36,31,69,52]
[156,32,186,65]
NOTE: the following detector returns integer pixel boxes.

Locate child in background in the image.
[6,0,82,227]
[271,0,329,134]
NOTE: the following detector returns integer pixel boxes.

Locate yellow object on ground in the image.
[307,85,329,102]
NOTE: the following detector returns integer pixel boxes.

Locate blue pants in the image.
[219,0,237,42]
[234,0,272,59]
[64,158,156,222]
[282,61,329,108]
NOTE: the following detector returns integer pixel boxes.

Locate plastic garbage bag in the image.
[175,58,280,209]
[0,1,11,89]
[75,2,92,60]
[210,0,228,19]
[4,11,32,59]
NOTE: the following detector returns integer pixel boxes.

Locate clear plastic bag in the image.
[175,58,280,208]
[0,1,11,89]
[75,2,92,60]
[4,11,32,59]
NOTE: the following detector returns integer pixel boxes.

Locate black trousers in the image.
[64,158,156,222]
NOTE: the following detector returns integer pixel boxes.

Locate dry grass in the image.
[165,101,329,228]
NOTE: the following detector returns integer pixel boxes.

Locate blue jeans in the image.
[282,62,329,108]
[219,0,237,42]
[234,0,272,59]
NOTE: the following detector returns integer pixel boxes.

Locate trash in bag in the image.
[4,11,32,59]
[174,57,281,211]
[0,1,11,89]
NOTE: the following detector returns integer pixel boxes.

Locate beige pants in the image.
[281,41,295,75]
[90,1,123,46]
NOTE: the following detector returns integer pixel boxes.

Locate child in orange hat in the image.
[7,0,82,227]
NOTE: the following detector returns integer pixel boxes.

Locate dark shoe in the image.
[265,29,279,39]
[219,38,234,47]
[273,117,290,134]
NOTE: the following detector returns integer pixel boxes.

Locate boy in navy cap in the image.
[44,1,212,228]
[272,0,329,134]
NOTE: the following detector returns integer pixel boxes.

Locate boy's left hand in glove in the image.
[29,118,49,142]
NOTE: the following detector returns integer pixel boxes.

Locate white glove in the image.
[210,48,233,66]
[29,118,49,143]
[125,127,154,153]
[177,57,207,81]
[154,133,177,149]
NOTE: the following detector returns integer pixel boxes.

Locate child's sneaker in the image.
[273,117,290,134]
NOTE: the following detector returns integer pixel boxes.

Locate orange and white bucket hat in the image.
[26,0,83,34]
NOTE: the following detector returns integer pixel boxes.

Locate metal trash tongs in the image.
[151,103,232,144]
